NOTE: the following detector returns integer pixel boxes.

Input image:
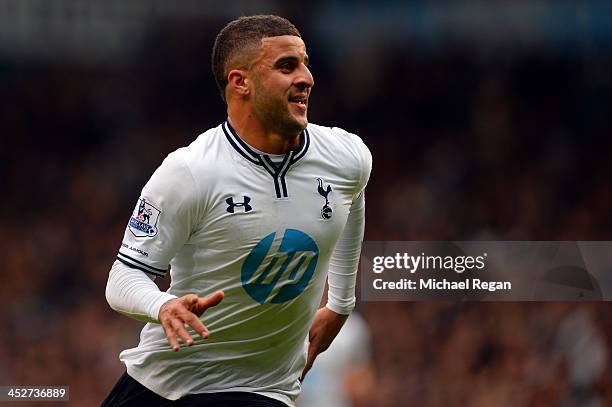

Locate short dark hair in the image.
[211,15,301,102]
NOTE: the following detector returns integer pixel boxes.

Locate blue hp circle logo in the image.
[242,229,319,304]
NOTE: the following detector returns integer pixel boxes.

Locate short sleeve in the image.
[116,151,200,278]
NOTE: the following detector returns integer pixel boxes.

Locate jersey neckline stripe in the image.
[222,121,309,165]
[222,122,261,165]
[221,120,310,199]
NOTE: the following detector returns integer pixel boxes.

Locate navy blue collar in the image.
[221,121,309,168]
[221,121,310,198]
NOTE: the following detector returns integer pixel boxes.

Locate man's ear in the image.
[227,69,250,97]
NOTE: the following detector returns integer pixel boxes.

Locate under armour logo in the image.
[226,196,253,213]
[316,178,333,220]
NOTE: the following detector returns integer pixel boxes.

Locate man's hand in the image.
[300,307,348,381]
[158,291,224,352]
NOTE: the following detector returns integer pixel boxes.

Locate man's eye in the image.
[280,63,294,71]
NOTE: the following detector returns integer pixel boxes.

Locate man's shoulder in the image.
[307,123,362,143]
[306,123,370,165]
[306,123,372,192]
[146,124,225,189]
[168,123,225,166]
[183,123,224,154]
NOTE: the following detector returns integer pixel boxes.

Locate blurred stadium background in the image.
[1,0,611,405]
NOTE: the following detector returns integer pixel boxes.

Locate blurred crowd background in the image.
[1,1,611,406]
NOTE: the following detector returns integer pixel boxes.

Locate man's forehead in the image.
[259,35,307,59]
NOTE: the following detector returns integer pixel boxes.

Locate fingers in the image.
[162,314,206,351]
[193,291,225,316]
[161,316,195,352]
[180,294,199,311]
[300,344,317,382]
[161,321,181,352]
[172,318,194,348]
[159,292,223,351]
[300,359,313,382]
[181,310,209,339]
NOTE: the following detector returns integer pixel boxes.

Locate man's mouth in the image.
[288,95,308,106]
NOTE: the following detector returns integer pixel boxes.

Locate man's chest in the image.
[191,163,355,253]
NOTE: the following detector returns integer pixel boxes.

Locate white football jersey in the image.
[116,121,371,405]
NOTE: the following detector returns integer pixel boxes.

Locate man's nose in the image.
[295,64,314,89]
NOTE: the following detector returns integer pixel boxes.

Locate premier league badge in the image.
[128,198,161,237]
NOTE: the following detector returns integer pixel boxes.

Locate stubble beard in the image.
[253,85,306,140]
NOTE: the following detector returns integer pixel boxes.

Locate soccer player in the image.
[103,14,371,407]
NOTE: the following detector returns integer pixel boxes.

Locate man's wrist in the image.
[150,293,179,322]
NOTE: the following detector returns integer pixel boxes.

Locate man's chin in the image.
[273,112,308,138]
[292,115,308,131]
[283,116,308,135]
[287,105,308,128]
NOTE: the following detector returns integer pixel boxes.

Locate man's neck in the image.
[227,114,301,155]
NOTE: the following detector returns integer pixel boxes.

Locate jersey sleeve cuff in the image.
[325,298,355,316]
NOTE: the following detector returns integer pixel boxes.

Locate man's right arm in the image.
[105,260,224,351]
[106,151,224,350]
[105,259,177,323]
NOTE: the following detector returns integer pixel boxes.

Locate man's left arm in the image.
[301,190,366,381]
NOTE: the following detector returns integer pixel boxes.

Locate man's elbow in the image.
[105,265,121,312]
[105,280,116,312]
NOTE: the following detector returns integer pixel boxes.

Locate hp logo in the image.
[241,229,319,304]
